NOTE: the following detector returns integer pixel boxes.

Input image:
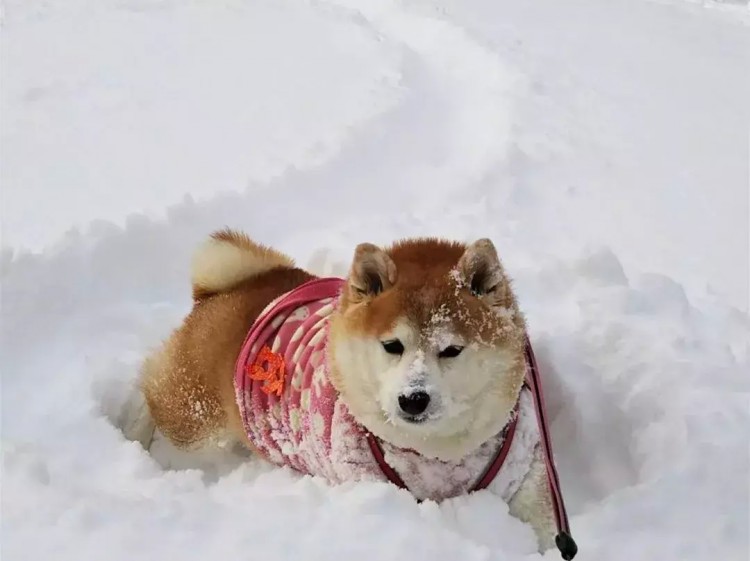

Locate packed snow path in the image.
[2,1,749,560]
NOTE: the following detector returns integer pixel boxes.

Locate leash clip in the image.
[555,532,578,560]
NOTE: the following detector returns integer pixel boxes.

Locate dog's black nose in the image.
[398,392,430,416]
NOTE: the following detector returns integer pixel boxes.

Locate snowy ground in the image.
[2,0,749,560]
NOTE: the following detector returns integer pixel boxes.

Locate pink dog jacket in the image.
[234,278,577,558]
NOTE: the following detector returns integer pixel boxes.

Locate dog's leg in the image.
[508,447,557,552]
[119,382,156,450]
[139,338,229,450]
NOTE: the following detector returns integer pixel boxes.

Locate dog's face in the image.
[329,238,527,460]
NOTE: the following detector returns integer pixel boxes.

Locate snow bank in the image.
[2,0,749,560]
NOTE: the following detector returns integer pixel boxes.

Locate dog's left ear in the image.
[347,243,397,303]
[457,238,508,307]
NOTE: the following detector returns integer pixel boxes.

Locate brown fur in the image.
[339,238,525,347]
[142,264,314,449]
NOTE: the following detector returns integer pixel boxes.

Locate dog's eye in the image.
[439,345,464,359]
[381,339,405,356]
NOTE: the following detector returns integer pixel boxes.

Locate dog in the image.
[132,229,568,554]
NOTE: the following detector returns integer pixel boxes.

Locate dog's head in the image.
[328,238,527,460]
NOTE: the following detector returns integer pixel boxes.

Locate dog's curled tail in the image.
[191,228,295,300]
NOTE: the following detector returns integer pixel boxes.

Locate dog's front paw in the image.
[508,449,557,553]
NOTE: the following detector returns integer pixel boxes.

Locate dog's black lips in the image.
[398,412,428,424]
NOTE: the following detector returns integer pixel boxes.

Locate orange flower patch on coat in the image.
[247,345,286,397]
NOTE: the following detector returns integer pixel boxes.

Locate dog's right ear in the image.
[347,243,397,302]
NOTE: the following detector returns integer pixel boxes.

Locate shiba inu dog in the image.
[130,229,570,554]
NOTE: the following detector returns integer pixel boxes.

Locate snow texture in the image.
[1,0,749,560]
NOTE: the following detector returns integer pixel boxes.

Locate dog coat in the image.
[234,278,577,558]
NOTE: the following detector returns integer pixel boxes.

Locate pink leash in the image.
[525,337,578,559]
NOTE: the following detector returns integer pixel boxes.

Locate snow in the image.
[1,0,749,560]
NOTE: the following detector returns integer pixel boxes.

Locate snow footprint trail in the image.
[289,0,521,213]
[3,0,523,257]
[338,0,521,183]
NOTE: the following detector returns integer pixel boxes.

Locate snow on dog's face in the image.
[329,238,528,460]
